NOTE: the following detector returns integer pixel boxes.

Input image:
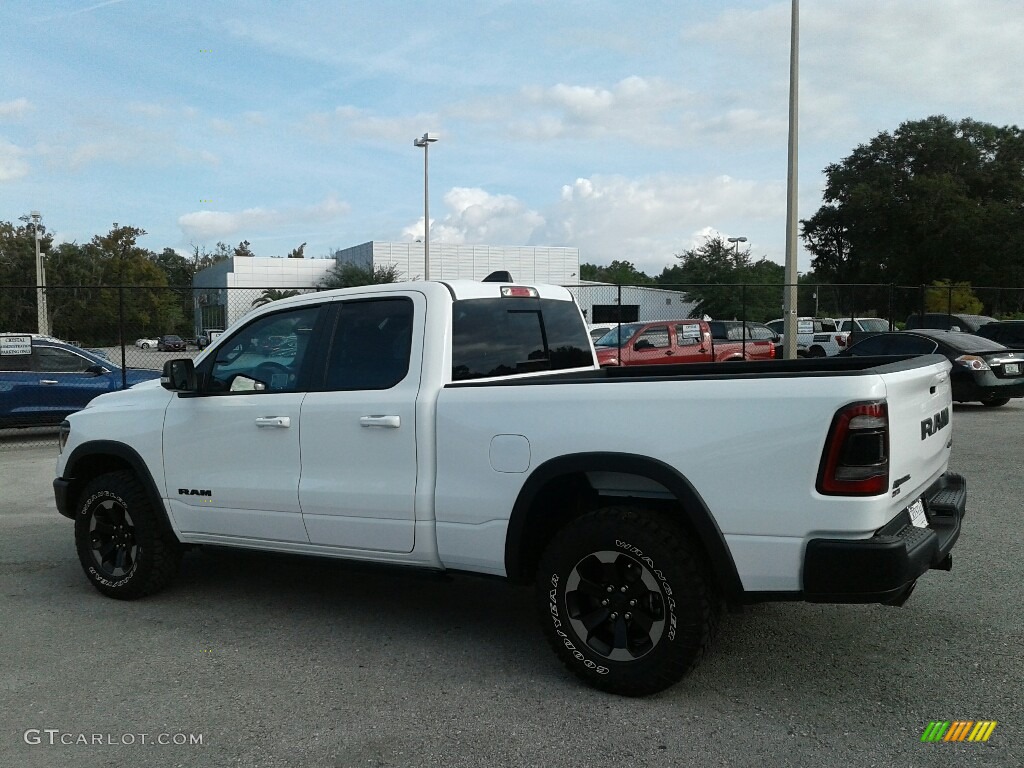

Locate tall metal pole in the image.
[423,142,430,280]
[32,211,49,336]
[782,0,800,359]
[413,133,438,280]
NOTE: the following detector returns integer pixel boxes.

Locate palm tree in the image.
[251,288,301,307]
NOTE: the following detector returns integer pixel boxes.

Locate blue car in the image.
[0,335,161,428]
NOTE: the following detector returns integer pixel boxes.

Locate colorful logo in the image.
[921,721,997,742]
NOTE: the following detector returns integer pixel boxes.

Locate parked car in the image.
[765,317,847,357]
[840,329,1024,407]
[593,319,774,367]
[838,317,892,346]
[707,320,782,359]
[157,335,186,352]
[135,337,159,349]
[0,334,161,428]
[905,313,996,333]
[975,320,1024,348]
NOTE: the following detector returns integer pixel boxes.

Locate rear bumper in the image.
[803,472,966,604]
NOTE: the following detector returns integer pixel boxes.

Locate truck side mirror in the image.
[161,359,197,392]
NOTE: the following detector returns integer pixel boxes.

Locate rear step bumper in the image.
[803,472,966,605]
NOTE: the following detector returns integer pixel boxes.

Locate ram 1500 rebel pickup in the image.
[54,279,966,695]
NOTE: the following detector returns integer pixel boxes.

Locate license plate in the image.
[908,499,928,528]
[1005,363,1019,375]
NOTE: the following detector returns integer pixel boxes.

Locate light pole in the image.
[782,0,800,359]
[727,236,747,257]
[413,132,439,279]
[31,211,49,336]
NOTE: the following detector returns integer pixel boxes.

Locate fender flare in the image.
[61,440,174,536]
[504,452,743,601]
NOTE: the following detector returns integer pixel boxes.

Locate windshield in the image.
[594,323,643,347]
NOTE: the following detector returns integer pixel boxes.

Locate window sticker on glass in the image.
[0,335,32,356]
[679,323,701,339]
[797,321,814,334]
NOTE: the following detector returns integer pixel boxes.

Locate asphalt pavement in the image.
[1,402,1021,768]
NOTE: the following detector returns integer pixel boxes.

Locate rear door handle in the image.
[40,380,59,385]
[255,416,290,428]
[360,415,401,428]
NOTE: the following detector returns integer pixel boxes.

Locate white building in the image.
[332,241,579,284]
[568,282,697,324]
[192,256,335,331]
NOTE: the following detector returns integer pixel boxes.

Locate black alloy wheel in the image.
[87,498,138,580]
[564,550,666,662]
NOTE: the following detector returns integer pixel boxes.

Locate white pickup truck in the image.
[54,279,966,696]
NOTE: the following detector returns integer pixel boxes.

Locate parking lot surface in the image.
[1,403,1021,767]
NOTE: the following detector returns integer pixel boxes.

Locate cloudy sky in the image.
[1,0,1021,275]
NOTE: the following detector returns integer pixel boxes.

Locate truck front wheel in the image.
[536,506,719,696]
[74,471,182,600]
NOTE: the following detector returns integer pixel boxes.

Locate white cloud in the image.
[0,98,33,120]
[178,196,350,241]
[403,187,545,246]
[404,176,786,275]
[0,138,30,181]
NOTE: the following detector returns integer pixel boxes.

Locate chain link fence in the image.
[3,281,1024,449]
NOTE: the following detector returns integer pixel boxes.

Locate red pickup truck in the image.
[593,319,775,367]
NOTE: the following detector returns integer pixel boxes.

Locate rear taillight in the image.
[954,354,990,371]
[836,335,846,346]
[817,401,889,496]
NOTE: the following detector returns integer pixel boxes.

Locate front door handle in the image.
[360,415,401,428]
[40,379,59,385]
[255,416,291,428]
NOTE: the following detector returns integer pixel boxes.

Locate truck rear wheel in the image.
[536,506,719,696]
[74,471,182,600]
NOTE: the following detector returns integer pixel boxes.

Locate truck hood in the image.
[77,377,172,417]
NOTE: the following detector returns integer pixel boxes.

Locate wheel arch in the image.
[61,441,173,535]
[504,452,743,602]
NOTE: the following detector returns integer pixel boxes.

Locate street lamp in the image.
[727,236,747,256]
[30,211,49,336]
[413,132,439,280]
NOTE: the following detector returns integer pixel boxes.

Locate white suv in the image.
[766,317,847,357]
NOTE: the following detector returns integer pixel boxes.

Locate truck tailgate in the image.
[879,354,953,504]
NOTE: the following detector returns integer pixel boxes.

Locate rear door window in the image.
[451,297,592,380]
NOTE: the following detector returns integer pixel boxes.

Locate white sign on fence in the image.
[0,334,32,356]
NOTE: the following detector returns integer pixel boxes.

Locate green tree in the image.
[252,288,301,307]
[234,240,255,258]
[319,262,402,289]
[801,116,1024,312]
[924,280,984,314]
[657,235,783,321]
[287,242,306,259]
[579,260,653,284]
[44,225,186,344]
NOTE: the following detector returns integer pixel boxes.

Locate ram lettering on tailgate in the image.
[921,407,950,440]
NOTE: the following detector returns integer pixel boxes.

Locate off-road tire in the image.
[981,398,1010,408]
[536,506,720,696]
[74,471,182,600]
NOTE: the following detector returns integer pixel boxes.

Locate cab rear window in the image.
[451,298,593,380]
